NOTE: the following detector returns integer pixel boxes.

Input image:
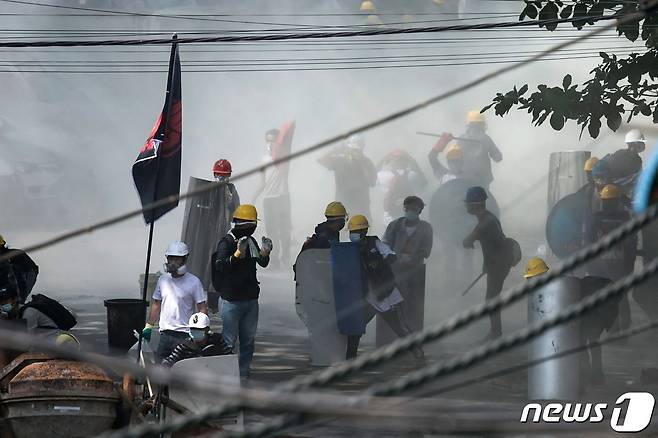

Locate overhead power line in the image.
[0,12,629,47]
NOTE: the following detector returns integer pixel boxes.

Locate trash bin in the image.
[104,299,148,353]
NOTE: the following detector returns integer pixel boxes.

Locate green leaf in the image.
[539,2,559,30]
[641,104,652,116]
[572,2,588,28]
[653,105,658,124]
[560,4,573,18]
[588,118,602,138]
[605,110,622,131]
[536,111,549,126]
[480,103,495,113]
[550,112,566,130]
[519,84,529,95]
[522,3,538,20]
[562,74,572,89]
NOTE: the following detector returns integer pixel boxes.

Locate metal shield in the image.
[545,189,588,259]
[180,177,235,292]
[429,178,500,245]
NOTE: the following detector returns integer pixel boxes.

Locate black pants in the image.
[485,267,510,336]
[263,194,291,266]
[346,304,416,359]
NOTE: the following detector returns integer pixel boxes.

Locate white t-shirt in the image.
[262,154,289,198]
[153,272,206,333]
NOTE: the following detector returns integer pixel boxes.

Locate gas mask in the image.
[214,175,229,183]
[164,259,188,275]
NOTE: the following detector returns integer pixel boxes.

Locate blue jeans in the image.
[221,299,259,378]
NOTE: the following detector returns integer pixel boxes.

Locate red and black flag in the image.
[132,40,182,224]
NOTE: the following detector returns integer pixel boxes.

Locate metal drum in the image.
[527,276,581,400]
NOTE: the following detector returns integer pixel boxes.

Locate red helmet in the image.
[213,159,232,177]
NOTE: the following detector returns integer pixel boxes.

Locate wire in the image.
[0,13,628,47]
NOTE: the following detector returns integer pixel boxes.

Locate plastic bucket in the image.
[104,299,148,353]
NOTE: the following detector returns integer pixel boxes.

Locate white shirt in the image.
[262,154,289,198]
[365,239,403,312]
[153,272,206,332]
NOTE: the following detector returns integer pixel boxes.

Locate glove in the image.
[261,237,273,254]
[433,132,453,152]
[234,237,249,258]
[142,323,153,342]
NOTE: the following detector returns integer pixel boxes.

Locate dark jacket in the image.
[301,221,339,252]
[214,232,269,301]
[162,332,233,367]
[0,247,38,302]
[358,236,397,301]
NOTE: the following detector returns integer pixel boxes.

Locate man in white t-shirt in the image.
[142,241,208,360]
[254,127,292,268]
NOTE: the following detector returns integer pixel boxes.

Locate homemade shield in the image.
[181,177,237,292]
[295,249,347,366]
[429,178,500,245]
[168,355,242,429]
[331,242,366,337]
[545,189,588,259]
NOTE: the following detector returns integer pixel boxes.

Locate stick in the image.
[461,272,486,296]
[416,131,469,141]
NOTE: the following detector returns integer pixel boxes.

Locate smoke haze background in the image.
[0,0,644,318]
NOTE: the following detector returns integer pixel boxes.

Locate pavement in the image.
[43,257,658,437]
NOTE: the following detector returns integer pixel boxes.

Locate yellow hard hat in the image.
[233,204,258,221]
[466,110,485,124]
[0,235,5,247]
[584,157,599,172]
[324,201,347,218]
[524,257,549,279]
[348,214,369,232]
[445,144,462,160]
[360,0,376,12]
[55,332,80,351]
[600,184,622,200]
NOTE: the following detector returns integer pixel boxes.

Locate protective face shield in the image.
[189,328,207,342]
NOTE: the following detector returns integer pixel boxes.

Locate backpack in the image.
[20,293,77,330]
[505,237,522,268]
[211,234,236,293]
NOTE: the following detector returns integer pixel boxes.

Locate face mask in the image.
[176,264,188,275]
[349,233,362,243]
[215,175,229,183]
[0,303,13,318]
[405,211,420,222]
[233,223,257,238]
[189,329,206,342]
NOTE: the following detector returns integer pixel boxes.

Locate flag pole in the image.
[136,34,179,364]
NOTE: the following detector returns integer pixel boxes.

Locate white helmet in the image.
[625,129,646,144]
[346,134,365,150]
[165,240,189,257]
[188,312,210,329]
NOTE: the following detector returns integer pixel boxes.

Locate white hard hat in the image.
[346,134,365,150]
[188,312,210,329]
[625,129,646,144]
[165,240,189,257]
